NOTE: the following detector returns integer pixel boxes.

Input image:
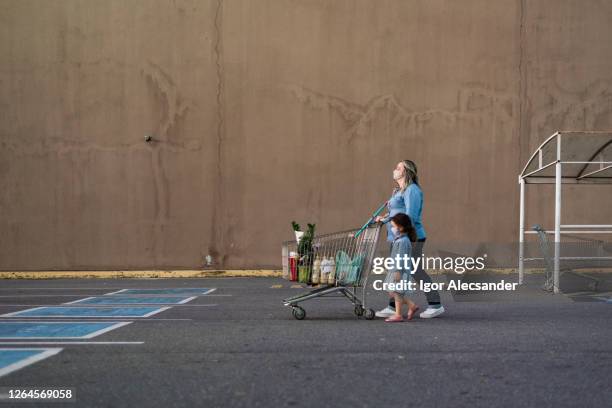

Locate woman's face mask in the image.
[392,169,404,180]
[391,226,399,236]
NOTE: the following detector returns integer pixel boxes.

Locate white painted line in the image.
[103,288,218,296]
[1,307,46,317]
[0,342,142,345]
[0,295,110,298]
[104,289,128,295]
[0,318,192,321]
[0,306,173,318]
[62,296,198,305]
[62,297,97,305]
[142,307,172,317]
[0,304,217,307]
[0,286,239,290]
[0,348,62,378]
[80,321,132,339]
[198,294,232,297]
[0,286,220,291]
[101,294,224,297]
[0,322,132,340]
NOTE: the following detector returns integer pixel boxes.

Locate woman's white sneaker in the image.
[375,306,396,318]
[419,306,445,319]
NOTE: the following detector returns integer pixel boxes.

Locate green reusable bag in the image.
[334,251,365,285]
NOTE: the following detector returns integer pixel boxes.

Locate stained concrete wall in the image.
[1,0,611,270]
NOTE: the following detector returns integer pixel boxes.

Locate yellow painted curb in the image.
[0,270,283,279]
[1,267,609,280]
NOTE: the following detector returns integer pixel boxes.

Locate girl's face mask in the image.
[391,226,399,236]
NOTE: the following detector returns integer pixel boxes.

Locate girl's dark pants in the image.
[388,238,441,309]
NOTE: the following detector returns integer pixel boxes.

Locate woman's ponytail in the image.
[402,160,419,185]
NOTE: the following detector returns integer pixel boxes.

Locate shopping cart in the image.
[281,212,384,320]
[533,224,600,292]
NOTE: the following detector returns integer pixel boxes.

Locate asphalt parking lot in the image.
[0,277,610,408]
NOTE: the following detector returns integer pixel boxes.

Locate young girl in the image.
[383,213,419,323]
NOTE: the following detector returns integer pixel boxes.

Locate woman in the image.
[375,160,445,319]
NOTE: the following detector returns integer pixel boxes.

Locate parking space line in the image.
[63,297,97,305]
[0,293,233,298]
[62,296,198,305]
[1,306,172,318]
[104,288,217,296]
[0,295,108,298]
[0,304,216,307]
[0,348,62,378]
[104,289,127,295]
[0,307,46,317]
[0,321,132,339]
[0,318,192,321]
[0,288,130,290]
[0,342,142,345]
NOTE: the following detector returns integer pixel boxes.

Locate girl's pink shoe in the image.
[407,306,420,321]
[384,315,404,323]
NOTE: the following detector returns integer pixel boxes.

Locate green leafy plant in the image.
[291,221,301,232]
[297,223,316,265]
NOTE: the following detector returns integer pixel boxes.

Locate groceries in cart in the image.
[320,256,335,284]
[282,203,386,320]
[282,225,382,319]
[285,226,374,287]
[284,221,370,286]
[335,250,366,285]
[288,221,317,284]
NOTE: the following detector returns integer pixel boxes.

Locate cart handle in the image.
[355,202,387,238]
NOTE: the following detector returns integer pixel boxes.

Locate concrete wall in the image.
[1,0,611,270]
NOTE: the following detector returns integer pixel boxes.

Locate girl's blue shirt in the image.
[383,183,426,242]
[389,233,413,274]
[384,233,414,296]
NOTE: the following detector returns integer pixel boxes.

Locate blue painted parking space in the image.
[1,307,171,318]
[0,322,131,339]
[106,288,215,295]
[66,296,196,305]
[0,348,62,378]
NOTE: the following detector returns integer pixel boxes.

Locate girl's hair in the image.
[391,213,417,242]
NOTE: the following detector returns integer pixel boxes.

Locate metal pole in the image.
[553,136,562,294]
[519,177,525,284]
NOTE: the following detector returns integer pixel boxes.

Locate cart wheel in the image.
[364,309,375,320]
[292,306,306,320]
[354,305,364,317]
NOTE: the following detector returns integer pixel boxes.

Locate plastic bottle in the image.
[319,257,329,284]
[327,257,336,285]
[311,256,321,285]
[289,251,298,281]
